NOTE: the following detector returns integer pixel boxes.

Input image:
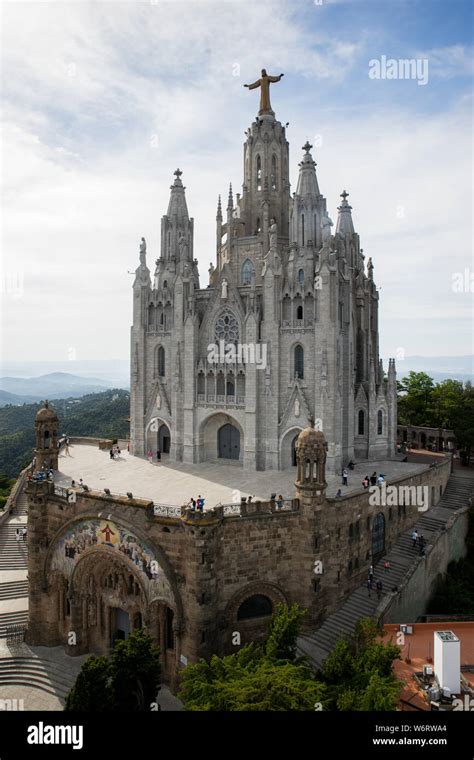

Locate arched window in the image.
[256,155,262,191]
[271,154,277,190]
[163,280,168,290]
[158,346,165,377]
[226,378,235,397]
[237,594,272,620]
[298,269,305,285]
[294,345,304,379]
[165,607,174,649]
[241,258,253,285]
[358,409,365,435]
[377,409,383,435]
[296,305,303,320]
[256,217,261,233]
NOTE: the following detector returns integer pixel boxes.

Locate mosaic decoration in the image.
[50,519,173,605]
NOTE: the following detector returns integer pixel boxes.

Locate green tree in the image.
[397,372,435,426]
[65,629,160,712]
[64,656,112,711]
[110,628,161,711]
[265,602,306,661]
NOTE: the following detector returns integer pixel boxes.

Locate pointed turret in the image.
[227,183,233,213]
[295,141,320,198]
[160,168,194,263]
[216,195,222,222]
[335,190,355,236]
[290,142,327,249]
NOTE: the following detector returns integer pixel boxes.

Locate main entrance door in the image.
[218,424,240,460]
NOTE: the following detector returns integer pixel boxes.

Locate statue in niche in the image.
[269,218,278,251]
[156,393,161,410]
[221,278,228,299]
[294,398,300,417]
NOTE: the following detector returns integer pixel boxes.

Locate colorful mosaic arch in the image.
[50,518,173,605]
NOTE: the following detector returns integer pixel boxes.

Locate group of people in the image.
[15,527,27,542]
[367,564,384,599]
[147,449,162,464]
[411,529,426,555]
[188,495,205,512]
[109,445,121,460]
[362,471,385,489]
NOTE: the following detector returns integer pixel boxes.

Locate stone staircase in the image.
[0,654,82,702]
[298,474,474,670]
[0,610,29,639]
[12,490,28,517]
[0,525,28,571]
[0,580,28,602]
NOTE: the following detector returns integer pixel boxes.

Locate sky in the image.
[1,0,473,367]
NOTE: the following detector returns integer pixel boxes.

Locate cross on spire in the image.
[302,141,313,154]
[340,189,349,202]
[174,168,183,179]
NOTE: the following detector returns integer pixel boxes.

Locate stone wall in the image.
[24,457,451,688]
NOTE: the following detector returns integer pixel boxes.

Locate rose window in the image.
[215,310,239,343]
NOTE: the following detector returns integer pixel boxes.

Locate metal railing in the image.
[5,624,27,645]
[153,504,184,518]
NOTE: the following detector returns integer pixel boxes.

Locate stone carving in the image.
[269,218,277,251]
[221,278,228,299]
[321,212,333,243]
[294,398,300,417]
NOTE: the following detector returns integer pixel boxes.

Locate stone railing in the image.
[0,468,28,526]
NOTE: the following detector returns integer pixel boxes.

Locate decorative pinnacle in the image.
[174,168,183,179]
[227,182,233,209]
[302,141,313,154]
[217,195,222,219]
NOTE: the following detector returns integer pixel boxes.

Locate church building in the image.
[130,69,397,473]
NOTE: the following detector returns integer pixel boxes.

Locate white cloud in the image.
[0,0,472,364]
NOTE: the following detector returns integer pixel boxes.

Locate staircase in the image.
[0,655,83,702]
[298,474,474,670]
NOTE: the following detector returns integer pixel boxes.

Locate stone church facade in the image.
[130,76,397,474]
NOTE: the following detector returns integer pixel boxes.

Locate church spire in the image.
[295,141,320,198]
[335,190,355,236]
[167,168,189,220]
[160,168,194,261]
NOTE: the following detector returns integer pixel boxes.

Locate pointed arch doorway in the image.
[218,423,240,460]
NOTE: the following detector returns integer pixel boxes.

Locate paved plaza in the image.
[56,443,428,507]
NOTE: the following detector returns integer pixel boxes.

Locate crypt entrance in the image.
[51,541,180,684]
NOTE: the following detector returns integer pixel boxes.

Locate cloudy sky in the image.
[1,0,473,367]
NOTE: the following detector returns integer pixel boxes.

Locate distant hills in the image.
[0,389,130,478]
[387,355,473,384]
[0,372,120,407]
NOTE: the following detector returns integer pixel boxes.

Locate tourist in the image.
[188,497,196,511]
[335,489,342,498]
[383,560,390,571]
[276,494,284,510]
[127,442,130,453]
[109,448,114,459]
[117,446,121,457]
[22,527,27,542]
[377,473,385,486]
[247,495,253,504]
[366,578,373,597]
[418,534,426,555]
[71,480,76,488]
[412,529,418,547]
[376,579,383,599]
[79,478,84,488]
[147,449,153,463]
[348,460,355,470]
[16,528,21,542]
[156,448,161,462]
[342,468,348,486]
[368,564,374,582]
[370,472,377,486]
[362,476,369,489]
